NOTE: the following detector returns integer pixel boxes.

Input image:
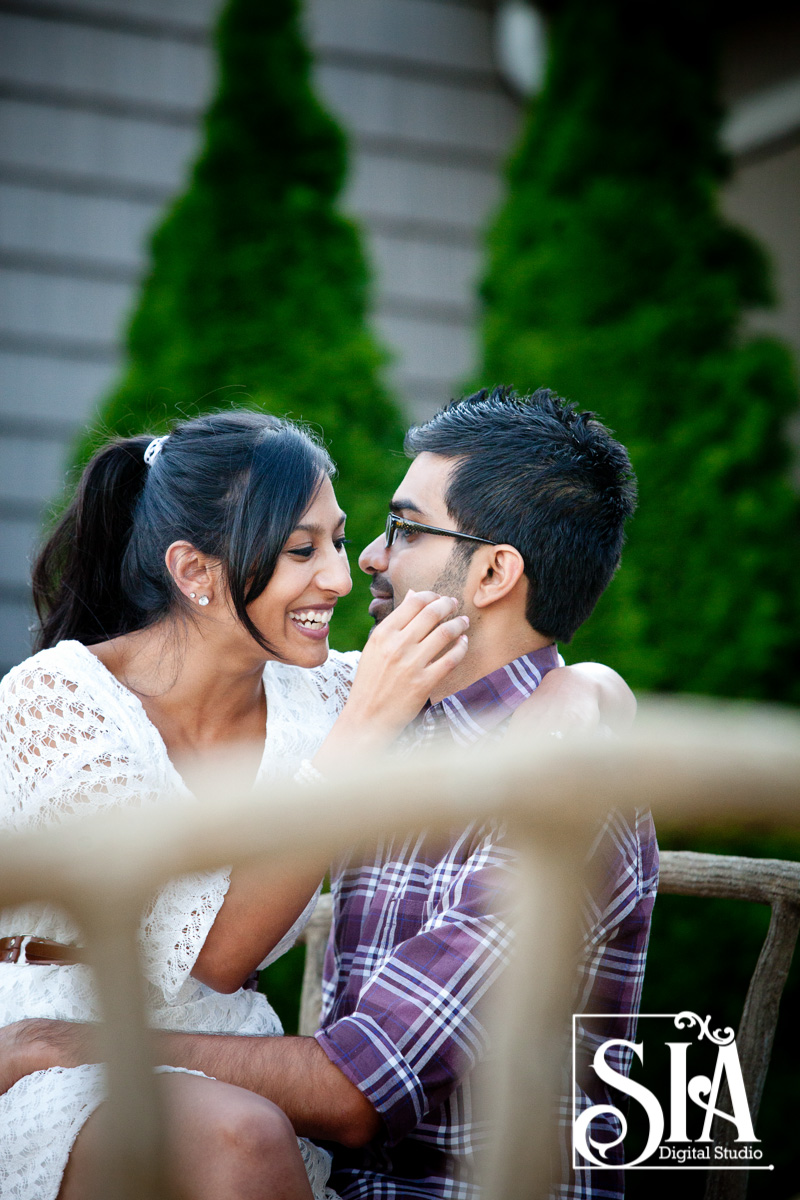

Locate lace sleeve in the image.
[139,869,231,1002]
[0,650,231,1003]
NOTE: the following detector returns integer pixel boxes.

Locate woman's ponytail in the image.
[32,437,151,650]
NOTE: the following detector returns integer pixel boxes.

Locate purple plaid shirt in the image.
[316,646,658,1200]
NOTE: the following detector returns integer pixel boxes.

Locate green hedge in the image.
[479,0,800,705]
[478,3,799,1193]
[80,0,405,652]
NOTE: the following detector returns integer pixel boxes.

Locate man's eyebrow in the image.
[390,498,424,517]
[294,511,347,535]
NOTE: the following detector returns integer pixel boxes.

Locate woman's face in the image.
[246,476,353,666]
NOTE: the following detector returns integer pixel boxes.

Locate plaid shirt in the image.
[316,646,658,1200]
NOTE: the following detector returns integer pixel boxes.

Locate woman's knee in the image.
[210,1093,298,1166]
[59,1080,307,1200]
[162,1075,312,1198]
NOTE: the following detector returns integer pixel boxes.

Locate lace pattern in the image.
[0,641,359,1199]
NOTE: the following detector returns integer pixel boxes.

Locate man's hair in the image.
[403,386,637,642]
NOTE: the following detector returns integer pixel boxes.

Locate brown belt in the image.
[0,936,87,966]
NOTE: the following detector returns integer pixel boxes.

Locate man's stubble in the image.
[431,544,474,616]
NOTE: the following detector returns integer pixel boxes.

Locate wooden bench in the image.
[298,852,800,1200]
[658,850,800,1199]
[297,890,333,1037]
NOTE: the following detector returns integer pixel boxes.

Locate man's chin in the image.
[368,598,394,626]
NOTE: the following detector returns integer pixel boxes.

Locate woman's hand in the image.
[509,662,636,738]
[314,590,469,770]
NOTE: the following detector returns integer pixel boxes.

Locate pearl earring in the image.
[198,595,210,607]
[189,593,196,599]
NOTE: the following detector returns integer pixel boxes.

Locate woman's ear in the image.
[471,545,527,610]
[165,541,219,606]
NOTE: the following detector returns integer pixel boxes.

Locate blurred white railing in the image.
[1,701,799,1200]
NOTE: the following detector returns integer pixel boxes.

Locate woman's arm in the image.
[509,662,636,737]
[191,857,328,994]
[194,592,466,992]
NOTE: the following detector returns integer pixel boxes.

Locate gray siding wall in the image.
[0,0,520,671]
[0,0,216,668]
[307,0,520,413]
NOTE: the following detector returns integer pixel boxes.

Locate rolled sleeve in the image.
[318,847,515,1144]
[317,1014,426,1141]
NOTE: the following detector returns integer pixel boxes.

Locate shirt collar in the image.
[420,644,560,747]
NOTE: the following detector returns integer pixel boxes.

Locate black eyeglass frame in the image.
[385,511,495,549]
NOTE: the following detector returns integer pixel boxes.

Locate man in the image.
[318,387,656,1199]
[3,387,655,1198]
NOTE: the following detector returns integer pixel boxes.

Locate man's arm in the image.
[0,1019,381,1147]
[316,834,517,1146]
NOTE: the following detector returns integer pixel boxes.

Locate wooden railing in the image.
[1,701,798,1200]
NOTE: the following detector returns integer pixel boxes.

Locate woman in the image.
[0,411,628,1200]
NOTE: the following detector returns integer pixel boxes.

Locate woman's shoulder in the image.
[0,640,149,747]
[259,650,362,768]
[2,641,91,698]
[1,641,115,707]
[0,641,171,825]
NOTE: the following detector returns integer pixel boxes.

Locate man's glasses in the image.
[385,512,495,549]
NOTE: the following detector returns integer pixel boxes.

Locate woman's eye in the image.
[289,537,350,559]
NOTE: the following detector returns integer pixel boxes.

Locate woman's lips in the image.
[289,607,333,640]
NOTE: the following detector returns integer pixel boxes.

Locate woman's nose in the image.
[358,533,389,576]
[319,546,353,596]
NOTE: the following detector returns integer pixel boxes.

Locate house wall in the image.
[0,0,216,669]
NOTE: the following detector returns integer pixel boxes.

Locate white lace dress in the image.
[0,639,359,1200]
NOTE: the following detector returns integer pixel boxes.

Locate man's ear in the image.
[471,545,526,610]
[165,540,220,605]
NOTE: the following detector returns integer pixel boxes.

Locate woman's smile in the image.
[288,605,335,639]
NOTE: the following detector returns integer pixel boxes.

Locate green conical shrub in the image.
[480,0,800,704]
[82,0,405,651]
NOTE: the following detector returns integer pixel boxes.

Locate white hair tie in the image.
[144,435,169,467]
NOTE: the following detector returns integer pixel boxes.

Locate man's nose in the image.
[358,532,389,576]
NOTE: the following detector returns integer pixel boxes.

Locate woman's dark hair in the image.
[33,411,334,654]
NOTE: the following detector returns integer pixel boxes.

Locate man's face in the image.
[359,453,474,624]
